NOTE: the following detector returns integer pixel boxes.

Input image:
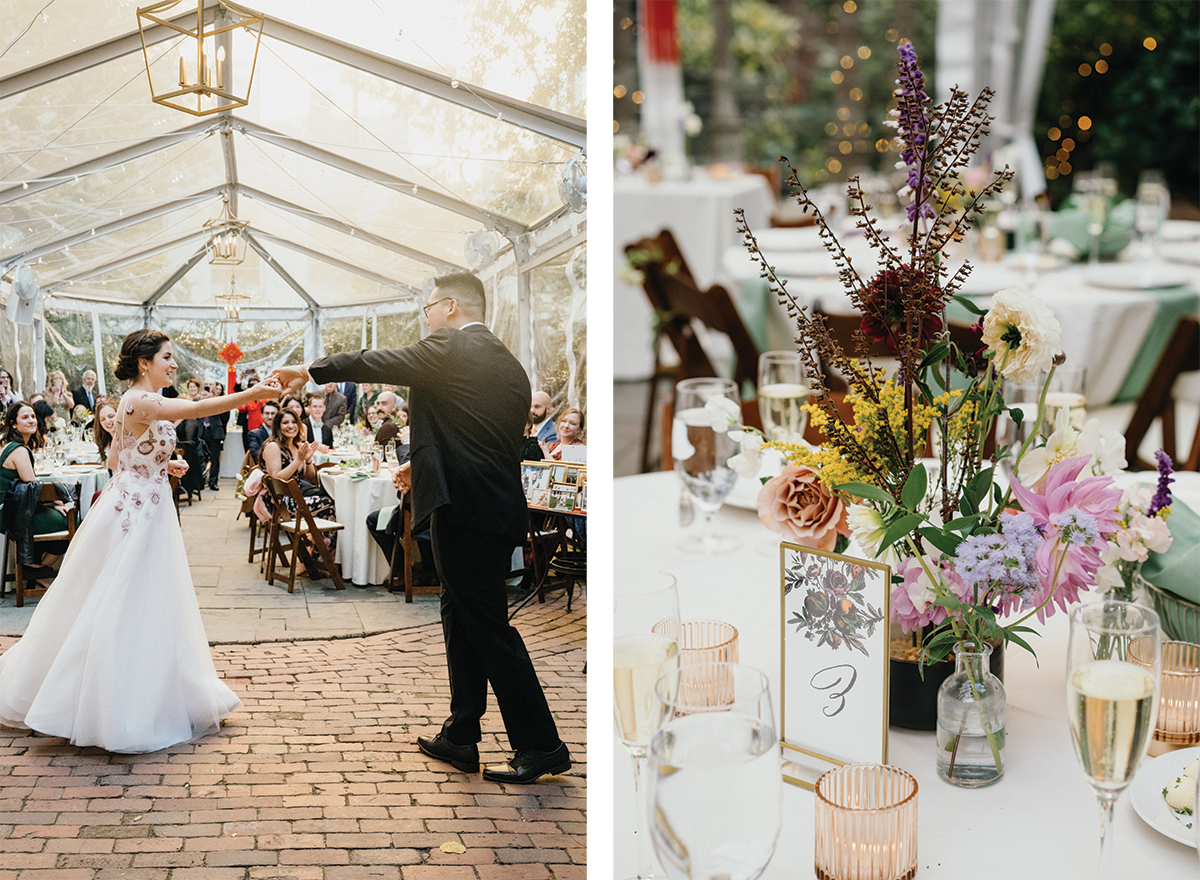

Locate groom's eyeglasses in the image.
[423,297,454,317]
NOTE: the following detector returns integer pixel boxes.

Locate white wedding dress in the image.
[0,391,241,752]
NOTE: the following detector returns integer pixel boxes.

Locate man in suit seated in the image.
[303,392,334,449]
[273,271,570,784]
[245,400,280,461]
[362,441,434,590]
[530,390,557,445]
[72,370,99,415]
[322,382,349,427]
[373,390,404,446]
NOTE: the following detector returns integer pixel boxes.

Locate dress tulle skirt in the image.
[0,475,240,752]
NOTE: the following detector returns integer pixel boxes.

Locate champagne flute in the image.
[673,378,740,555]
[757,351,809,444]
[649,662,782,880]
[1134,169,1169,260]
[1066,600,1161,879]
[615,571,681,880]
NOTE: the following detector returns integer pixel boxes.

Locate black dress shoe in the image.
[417,733,479,773]
[482,743,571,784]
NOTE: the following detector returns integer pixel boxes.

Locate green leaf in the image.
[879,513,926,552]
[966,466,995,500]
[952,294,987,316]
[920,340,950,370]
[901,464,928,511]
[834,482,894,504]
[944,514,981,532]
[1003,629,1037,658]
[919,526,962,557]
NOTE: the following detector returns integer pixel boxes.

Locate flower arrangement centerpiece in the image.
[717,40,1175,786]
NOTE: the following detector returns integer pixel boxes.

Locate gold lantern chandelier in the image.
[136,0,264,117]
[215,272,250,323]
[204,194,248,265]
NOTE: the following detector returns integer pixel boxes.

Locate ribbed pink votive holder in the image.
[814,763,918,880]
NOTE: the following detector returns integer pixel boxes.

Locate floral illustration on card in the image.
[786,550,884,656]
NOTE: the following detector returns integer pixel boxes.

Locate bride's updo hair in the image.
[114,330,170,381]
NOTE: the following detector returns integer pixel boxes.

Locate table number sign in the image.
[778,541,890,789]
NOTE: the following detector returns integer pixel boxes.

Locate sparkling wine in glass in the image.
[673,378,740,555]
[614,571,681,880]
[757,351,809,445]
[649,662,782,880]
[1066,601,1161,879]
[1043,365,1087,432]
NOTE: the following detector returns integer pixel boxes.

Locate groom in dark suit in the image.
[273,273,569,784]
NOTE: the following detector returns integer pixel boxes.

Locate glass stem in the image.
[1097,790,1118,880]
[631,752,654,879]
[697,509,715,550]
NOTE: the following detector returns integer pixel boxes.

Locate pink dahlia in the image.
[891,555,968,633]
[1008,455,1122,621]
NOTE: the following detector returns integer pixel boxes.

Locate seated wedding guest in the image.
[31,399,56,436]
[93,399,118,466]
[246,400,280,462]
[72,370,99,415]
[260,409,337,575]
[281,395,305,421]
[354,382,378,423]
[361,404,384,433]
[530,390,557,445]
[544,408,584,461]
[373,391,403,445]
[364,459,437,593]
[45,370,74,419]
[185,378,202,400]
[0,402,71,589]
[303,392,334,448]
[237,373,267,432]
[322,382,348,427]
[0,369,19,407]
[520,411,544,461]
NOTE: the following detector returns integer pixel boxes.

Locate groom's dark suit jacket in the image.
[308,325,529,541]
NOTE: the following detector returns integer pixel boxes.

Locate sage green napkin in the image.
[1048,198,1135,258]
[1142,500,1200,604]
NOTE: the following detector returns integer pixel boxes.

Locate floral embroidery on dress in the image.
[112,395,177,534]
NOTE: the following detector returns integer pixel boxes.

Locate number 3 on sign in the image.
[811,664,857,717]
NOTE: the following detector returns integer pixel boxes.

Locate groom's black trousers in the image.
[430,508,560,752]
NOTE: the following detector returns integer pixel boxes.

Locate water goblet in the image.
[615,571,681,880]
[1135,169,1169,259]
[649,662,782,880]
[757,351,809,444]
[673,377,740,555]
[1066,600,1161,879]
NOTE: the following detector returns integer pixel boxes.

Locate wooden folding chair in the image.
[1124,315,1200,471]
[12,483,78,607]
[234,453,271,565]
[266,477,345,592]
[384,495,440,602]
[168,473,182,523]
[627,230,762,472]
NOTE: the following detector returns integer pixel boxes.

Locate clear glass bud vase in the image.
[936,642,1006,787]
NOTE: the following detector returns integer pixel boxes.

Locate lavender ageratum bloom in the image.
[953,515,1041,599]
[891,40,936,221]
[1051,509,1102,547]
[1148,448,1174,516]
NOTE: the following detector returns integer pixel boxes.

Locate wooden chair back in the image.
[12,482,79,607]
[268,477,345,591]
[1124,315,1200,471]
[386,494,440,602]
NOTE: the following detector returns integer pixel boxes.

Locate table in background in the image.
[614,172,775,380]
[614,470,1200,879]
[220,427,245,479]
[318,468,393,586]
[724,225,1200,406]
[40,465,110,519]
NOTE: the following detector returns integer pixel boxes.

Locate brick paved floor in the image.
[0,593,586,878]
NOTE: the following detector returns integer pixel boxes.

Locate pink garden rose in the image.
[757,465,850,551]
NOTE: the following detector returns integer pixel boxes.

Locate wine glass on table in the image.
[1066,600,1161,879]
[614,571,681,880]
[757,351,809,445]
[673,378,740,555]
[649,662,782,880]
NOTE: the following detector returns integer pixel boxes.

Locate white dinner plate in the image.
[1130,746,1199,848]
[1083,263,1192,290]
[1161,220,1200,242]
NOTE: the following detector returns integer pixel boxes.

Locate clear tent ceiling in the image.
[0,0,586,313]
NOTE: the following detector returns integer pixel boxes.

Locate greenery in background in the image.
[43,310,140,396]
[677,0,938,185]
[1037,0,1199,208]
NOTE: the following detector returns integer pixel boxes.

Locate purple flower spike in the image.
[892,40,936,222]
[1148,448,1174,516]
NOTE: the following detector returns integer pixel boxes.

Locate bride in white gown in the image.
[0,330,280,752]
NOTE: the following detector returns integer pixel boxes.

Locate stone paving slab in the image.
[0,482,588,878]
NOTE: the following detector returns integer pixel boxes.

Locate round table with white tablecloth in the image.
[36,463,110,520]
[317,467,395,586]
[614,469,1200,879]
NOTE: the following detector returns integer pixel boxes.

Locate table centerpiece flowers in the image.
[717,39,1176,786]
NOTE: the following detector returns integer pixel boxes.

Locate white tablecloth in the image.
[318,469,394,586]
[614,172,775,380]
[220,427,245,479]
[725,244,1200,406]
[42,465,109,520]
[614,470,1200,879]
